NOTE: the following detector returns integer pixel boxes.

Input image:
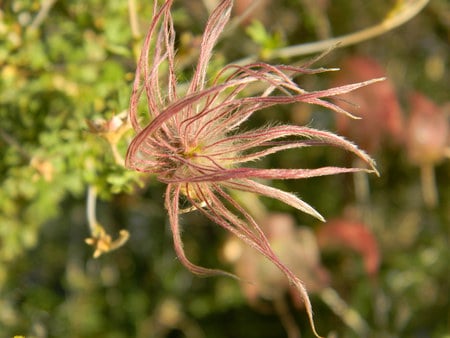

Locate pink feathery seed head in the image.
[125,0,381,336]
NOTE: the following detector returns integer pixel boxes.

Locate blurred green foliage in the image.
[0,0,143,263]
[245,20,285,60]
[0,0,449,337]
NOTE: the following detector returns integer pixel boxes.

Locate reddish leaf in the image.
[332,55,404,153]
[317,218,380,278]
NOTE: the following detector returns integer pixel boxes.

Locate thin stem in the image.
[29,0,57,30]
[110,142,125,166]
[87,185,99,235]
[233,0,430,65]
[444,147,450,159]
[85,185,130,257]
[420,163,437,208]
[320,287,371,337]
[352,158,373,227]
[128,0,141,39]
[0,127,30,160]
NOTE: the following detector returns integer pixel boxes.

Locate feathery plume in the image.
[126,1,380,336]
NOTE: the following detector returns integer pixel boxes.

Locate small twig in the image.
[274,296,302,338]
[420,163,437,208]
[352,158,373,227]
[109,142,125,167]
[232,0,430,65]
[85,185,130,258]
[128,0,141,39]
[87,185,100,235]
[0,127,30,160]
[29,0,57,30]
[320,287,371,337]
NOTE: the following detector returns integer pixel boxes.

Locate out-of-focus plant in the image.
[0,1,143,264]
[331,56,404,154]
[317,217,380,280]
[245,20,286,60]
[327,55,405,218]
[405,92,449,208]
[328,54,449,211]
[234,0,430,65]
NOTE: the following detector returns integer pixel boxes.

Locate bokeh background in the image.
[0,0,448,337]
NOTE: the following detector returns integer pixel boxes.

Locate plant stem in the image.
[233,0,430,65]
[128,0,141,39]
[420,163,437,208]
[320,287,371,337]
[110,142,125,167]
[0,127,30,160]
[274,296,301,338]
[87,185,99,235]
[29,0,57,30]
